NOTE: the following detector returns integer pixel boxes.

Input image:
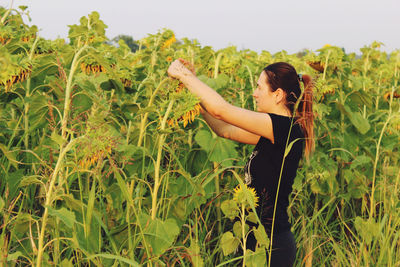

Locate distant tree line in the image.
[109,34,139,52]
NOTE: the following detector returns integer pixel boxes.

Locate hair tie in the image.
[298,74,303,82]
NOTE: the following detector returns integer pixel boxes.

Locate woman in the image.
[168,60,314,267]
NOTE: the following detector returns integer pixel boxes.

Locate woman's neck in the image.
[268,106,292,117]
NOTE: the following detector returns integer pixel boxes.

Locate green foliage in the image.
[138,213,180,256]
[220,231,240,256]
[0,5,399,267]
[195,129,238,166]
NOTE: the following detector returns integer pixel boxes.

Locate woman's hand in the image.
[167,59,195,81]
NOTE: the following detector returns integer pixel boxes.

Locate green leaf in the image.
[233,221,242,238]
[198,74,229,90]
[47,207,76,229]
[60,258,74,267]
[221,199,238,220]
[349,90,372,108]
[117,144,147,158]
[284,138,302,159]
[246,246,267,267]
[343,169,368,199]
[344,106,370,134]
[7,251,23,262]
[350,155,372,169]
[335,102,350,117]
[185,149,209,176]
[13,213,32,234]
[354,217,379,244]
[194,129,238,165]
[62,194,85,212]
[211,138,238,164]
[18,5,28,11]
[188,241,204,267]
[220,231,240,256]
[0,197,4,216]
[214,73,230,90]
[136,105,157,115]
[72,93,92,113]
[86,254,140,266]
[51,131,65,146]
[138,213,180,256]
[171,198,187,220]
[19,175,44,187]
[5,169,25,200]
[247,211,258,224]
[0,143,17,168]
[198,75,217,88]
[253,225,269,246]
[194,129,213,150]
[121,101,139,113]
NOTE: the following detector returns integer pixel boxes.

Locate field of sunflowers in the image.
[0,6,399,266]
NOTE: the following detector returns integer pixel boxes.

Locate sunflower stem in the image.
[137,77,169,147]
[151,98,175,220]
[241,203,247,267]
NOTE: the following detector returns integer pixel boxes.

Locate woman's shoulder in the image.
[266,113,304,145]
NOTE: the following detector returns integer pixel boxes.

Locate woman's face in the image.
[252,71,278,113]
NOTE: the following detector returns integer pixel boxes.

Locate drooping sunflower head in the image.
[0,51,32,92]
[233,184,259,209]
[77,104,119,170]
[167,58,202,128]
[80,62,107,75]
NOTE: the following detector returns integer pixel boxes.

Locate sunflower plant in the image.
[0,47,32,91]
[220,181,269,267]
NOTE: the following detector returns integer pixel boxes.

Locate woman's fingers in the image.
[167,60,180,78]
[167,59,192,80]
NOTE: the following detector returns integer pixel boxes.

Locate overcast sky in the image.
[2,0,399,54]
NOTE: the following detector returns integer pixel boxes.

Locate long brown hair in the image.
[263,62,315,160]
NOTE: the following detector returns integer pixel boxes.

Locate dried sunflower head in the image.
[0,50,32,92]
[77,105,119,170]
[167,59,202,128]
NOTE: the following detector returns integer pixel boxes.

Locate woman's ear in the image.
[275,88,286,104]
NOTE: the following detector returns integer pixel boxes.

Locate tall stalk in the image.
[245,65,256,110]
[24,35,39,151]
[36,138,79,267]
[61,45,88,139]
[369,92,394,218]
[241,203,247,267]
[362,49,371,118]
[214,53,223,79]
[151,99,175,220]
[137,78,169,147]
[0,0,14,24]
[36,45,86,267]
[369,63,397,218]
[213,161,222,249]
[322,50,331,81]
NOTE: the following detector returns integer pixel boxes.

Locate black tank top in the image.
[244,113,304,235]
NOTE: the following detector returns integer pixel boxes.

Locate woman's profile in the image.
[168,60,314,267]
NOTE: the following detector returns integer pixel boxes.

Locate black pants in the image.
[247,230,296,267]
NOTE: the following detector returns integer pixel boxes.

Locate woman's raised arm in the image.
[167,59,275,144]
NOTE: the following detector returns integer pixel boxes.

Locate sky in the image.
[1,0,399,54]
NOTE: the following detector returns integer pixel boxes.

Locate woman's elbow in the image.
[208,102,229,120]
